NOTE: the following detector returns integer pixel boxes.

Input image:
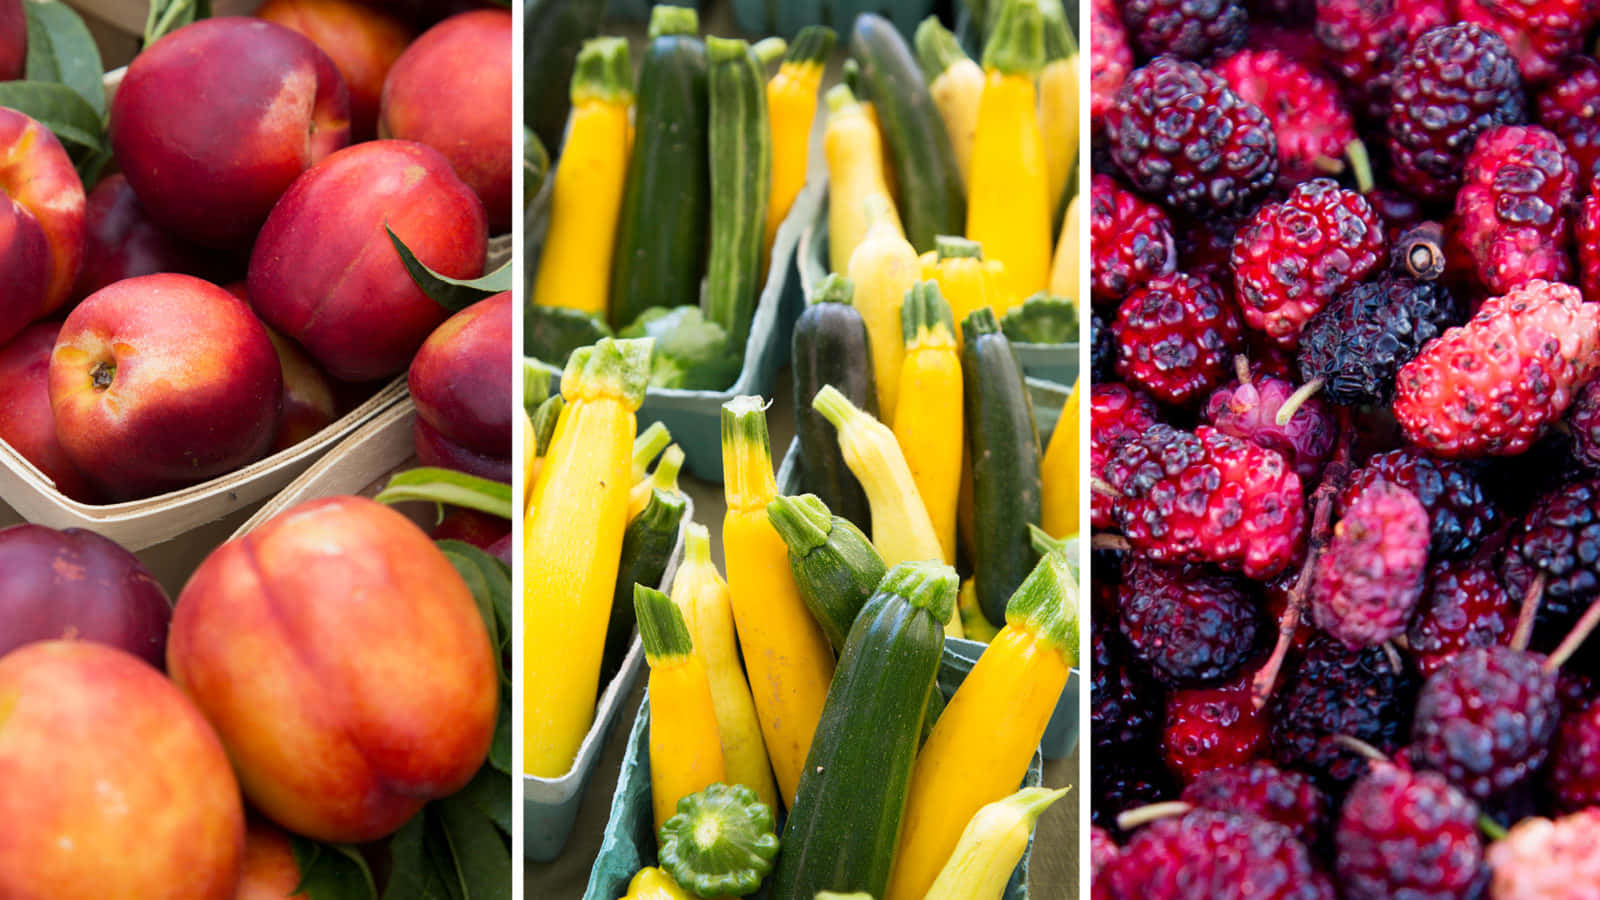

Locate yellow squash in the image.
[1041,378,1080,538]
[721,397,836,806]
[847,195,921,423]
[925,787,1070,900]
[812,385,964,640]
[1050,192,1082,300]
[669,522,781,812]
[891,281,963,565]
[523,338,651,778]
[915,16,984,187]
[531,37,634,316]
[825,84,902,276]
[635,585,727,836]
[629,443,684,520]
[765,26,834,271]
[919,235,1014,334]
[886,551,1078,900]
[622,868,695,900]
[1038,0,1079,220]
[966,0,1052,298]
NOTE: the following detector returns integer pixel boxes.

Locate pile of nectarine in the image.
[0,496,501,897]
[0,0,511,503]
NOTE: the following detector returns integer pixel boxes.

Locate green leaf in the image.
[438,541,512,666]
[144,0,210,46]
[435,793,512,900]
[0,81,105,151]
[288,836,379,900]
[374,468,513,520]
[23,1,105,115]
[381,815,454,900]
[488,694,511,775]
[442,548,498,656]
[451,766,512,836]
[387,226,512,313]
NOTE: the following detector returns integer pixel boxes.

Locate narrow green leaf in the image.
[423,812,468,900]
[442,549,498,656]
[22,1,104,115]
[489,695,510,775]
[143,0,210,46]
[374,468,513,520]
[0,81,105,151]
[435,794,512,900]
[288,836,379,900]
[387,226,512,313]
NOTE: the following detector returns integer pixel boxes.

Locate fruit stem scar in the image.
[90,361,115,390]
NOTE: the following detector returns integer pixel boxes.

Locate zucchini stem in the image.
[914,16,970,82]
[1004,551,1079,662]
[784,25,836,65]
[571,37,634,106]
[721,396,779,510]
[983,0,1047,76]
[635,584,694,662]
[767,494,835,557]
[648,4,698,39]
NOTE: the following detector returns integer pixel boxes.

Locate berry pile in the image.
[1092,3,1600,894]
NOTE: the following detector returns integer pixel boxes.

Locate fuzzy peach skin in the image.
[109,18,350,249]
[257,0,414,141]
[222,282,339,453]
[0,524,170,665]
[409,290,511,460]
[247,139,488,382]
[72,174,221,302]
[167,496,499,844]
[379,9,511,230]
[236,821,304,900]
[49,274,283,501]
[0,641,245,900]
[0,323,97,502]
[0,108,86,346]
[0,0,24,81]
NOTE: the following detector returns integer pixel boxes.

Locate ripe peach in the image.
[257,0,415,141]
[0,323,97,502]
[247,140,488,382]
[0,0,23,81]
[0,641,245,900]
[0,524,170,665]
[0,108,86,346]
[72,174,223,302]
[168,496,498,843]
[236,821,303,899]
[109,18,351,249]
[432,507,511,550]
[409,290,511,467]
[222,282,339,453]
[50,274,283,501]
[379,9,511,230]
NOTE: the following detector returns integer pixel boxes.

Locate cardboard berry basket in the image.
[0,55,513,565]
[796,193,1080,388]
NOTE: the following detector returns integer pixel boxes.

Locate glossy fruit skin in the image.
[1105,55,1278,217]
[1162,674,1269,782]
[1407,559,1517,678]
[1107,809,1335,900]
[1090,383,1161,531]
[1269,634,1420,787]
[1180,762,1329,847]
[1453,125,1578,295]
[1112,272,1243,406]
[1120,559,1260,687]
[1091,174,1177,305]
[1216,49,1358,186]
[1385,23,1526,202]
[247,140,489,383]
[1340,449,1500,560]
[0,107,87,347]
[1106,424,1306,579]
[1549,697,1600,811]
[1457,0,1597,84]
[108,18,351,248]
[1231,179,1386,348]
[1487,809,1600,900]
[1091,0,1133,119]
[1536,57,1600,184]
[1121,0,1249,63]
[1502,477,1600,644]
[1411,647,1561,802]
[1309,481,1430,649]
[0,322,97,502]
[1315,0,1453,121]
[1334,764,1485,900]
[0,524,171,666]
[1295,277,1460,407]
[1393,280,1600,458]
[1204,371,1337,482]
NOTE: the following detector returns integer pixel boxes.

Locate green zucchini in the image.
[609,5,710,330]
[701,36,771,352]
[597,487,688,690]
[524,0,604,153]
[771,560,955,900]
[766,492,888,652]
[792,274,876,531]
[530,394,563,457]
[962,308,1043,627]
[849,13,965,253]
[526,304,612,369]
